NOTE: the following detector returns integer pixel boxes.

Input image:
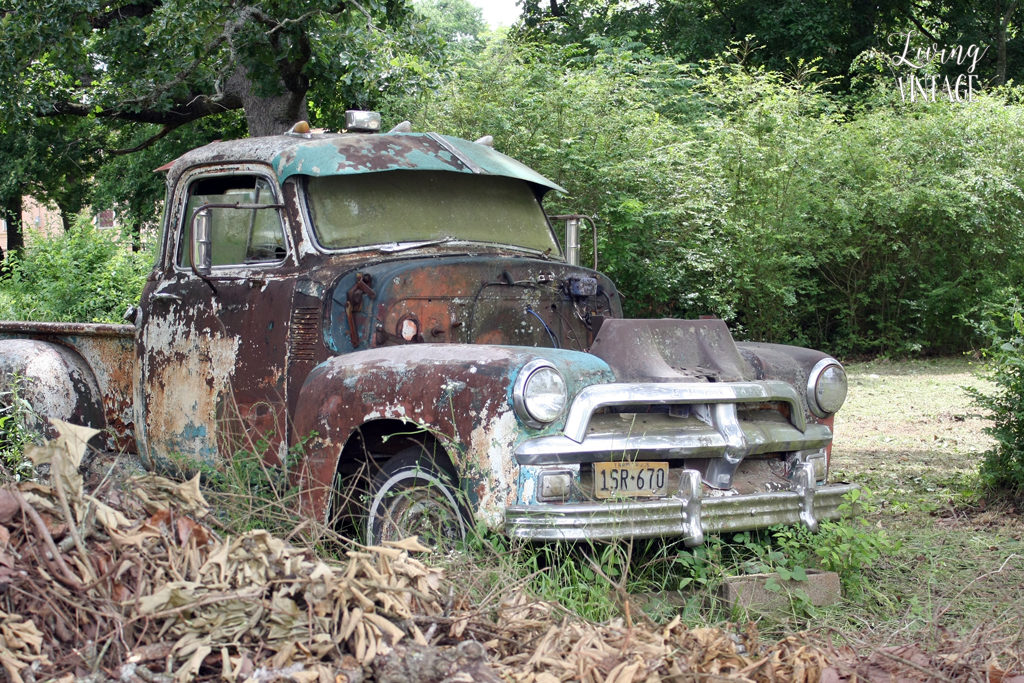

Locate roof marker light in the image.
[345,110,382,133]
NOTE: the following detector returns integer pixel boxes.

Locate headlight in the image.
[806,358,848,418]
[513,359,568,427]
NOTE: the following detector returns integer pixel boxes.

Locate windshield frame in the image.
[298,172,565,258]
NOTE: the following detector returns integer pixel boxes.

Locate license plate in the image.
[594,461,668,499]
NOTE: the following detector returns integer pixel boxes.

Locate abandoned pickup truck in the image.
[0,112,853,547]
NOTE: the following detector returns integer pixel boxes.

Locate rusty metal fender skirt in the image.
[291,344,615,524]
[0,338,106,438]
[505,465,859,545]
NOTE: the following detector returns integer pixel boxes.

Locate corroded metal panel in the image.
[590,318,752,383]
[325,256,620,354]
[291,344,615,525]
[0,323,135,451]
[136,272,296,469]
[137,163,299,470]
[166,132,565,195]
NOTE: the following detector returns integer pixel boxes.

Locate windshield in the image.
[306,171,561,253]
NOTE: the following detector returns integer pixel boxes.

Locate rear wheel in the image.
[366,447,467,549]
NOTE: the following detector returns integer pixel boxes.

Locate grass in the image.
[55,355,1024,663]
[825,357,1024,649]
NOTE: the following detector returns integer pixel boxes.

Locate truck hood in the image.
[325,255,620,354]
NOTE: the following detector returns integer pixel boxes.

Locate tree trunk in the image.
[997,1,1019,86]
[225,68,309,137]
[56,201,72,232]
[1,194,23,258]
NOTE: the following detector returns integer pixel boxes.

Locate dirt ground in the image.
[824,357,1024,679]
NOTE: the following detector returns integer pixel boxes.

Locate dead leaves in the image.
[485,603,830,683]
[1,421,445,680]
[0,610,48,683]
[3,421,1022,682]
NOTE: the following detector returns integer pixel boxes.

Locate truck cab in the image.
[8,112,854,547]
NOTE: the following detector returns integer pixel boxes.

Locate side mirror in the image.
[193,209,212,275]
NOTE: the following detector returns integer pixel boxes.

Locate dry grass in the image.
[826,357,1024,657]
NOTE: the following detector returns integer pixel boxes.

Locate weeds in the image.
[0,374,41,481]
[970,301,1024,500]
[168,429,343,551]
[445,489,891,633]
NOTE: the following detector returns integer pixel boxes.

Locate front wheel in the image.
[366,448,468,549]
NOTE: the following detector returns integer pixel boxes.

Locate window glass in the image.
[306,171,559,254]
[177,175,286,267]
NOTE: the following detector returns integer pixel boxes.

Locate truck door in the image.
[136,169,297,470]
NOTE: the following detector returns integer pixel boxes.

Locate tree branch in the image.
[107,123,181,155]
[707,0,738,36]
[906,2,941,43]
[45,92,242,125]
[1002,0,1019,29]
[89,0,161,29]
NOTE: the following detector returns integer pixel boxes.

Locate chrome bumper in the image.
[504,465,858,546]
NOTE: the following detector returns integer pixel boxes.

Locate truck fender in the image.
[736,341,844,459]
[290,343,614,524]
[0,339,106,437]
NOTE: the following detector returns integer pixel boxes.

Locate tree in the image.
[0,0,422,140]
[415,0,487,45]
[516,0,1021,88]
[0,0,449,254]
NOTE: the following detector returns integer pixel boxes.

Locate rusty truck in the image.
[0,111,853,547]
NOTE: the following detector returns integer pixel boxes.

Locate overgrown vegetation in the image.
[971,302,1024,499]
[456,493,891,631]
[382,41,1024,355]
[0,374,39,480]
[0,215,152,324]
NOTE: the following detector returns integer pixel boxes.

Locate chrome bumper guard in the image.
[505,465,858,546]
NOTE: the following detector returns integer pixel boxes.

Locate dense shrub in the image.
[972,302,1024,499]
[0,215,152,324]
[382,42,1024,356]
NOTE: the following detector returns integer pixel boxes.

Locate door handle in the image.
[152,292,182,303]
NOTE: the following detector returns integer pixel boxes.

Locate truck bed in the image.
[0,321,137,451]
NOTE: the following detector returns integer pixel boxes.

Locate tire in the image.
[365,447,468,549]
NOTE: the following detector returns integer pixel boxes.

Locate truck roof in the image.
[167,131,566,195]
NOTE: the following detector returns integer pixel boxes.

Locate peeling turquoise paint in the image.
[516,464,582,505]
[164,423,217,467]
[271,133,566,193]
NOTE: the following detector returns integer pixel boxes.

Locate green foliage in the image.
[0,374,41,481]
[769,489,893,598]
[90,115,249,231]
[0,215,153,323]
[518,1,1022,89]
[169,431,320,539]
[384,41,1024,354]
[457,488,890,626]
[971,301,1024,499]
[414,0,487,48]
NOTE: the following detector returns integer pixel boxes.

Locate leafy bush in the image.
[0,374,40,481]
[383,41,1024,355]
[972,302,1024,499]
[0,215,152,323]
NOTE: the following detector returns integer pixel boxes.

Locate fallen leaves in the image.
[2,421,1021,682]
[1,421,444,680]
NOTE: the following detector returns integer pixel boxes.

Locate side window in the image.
[176,175,286,268]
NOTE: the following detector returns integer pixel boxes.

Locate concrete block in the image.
[720,570,842,612]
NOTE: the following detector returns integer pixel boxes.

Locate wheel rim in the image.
[367,469,466,548]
